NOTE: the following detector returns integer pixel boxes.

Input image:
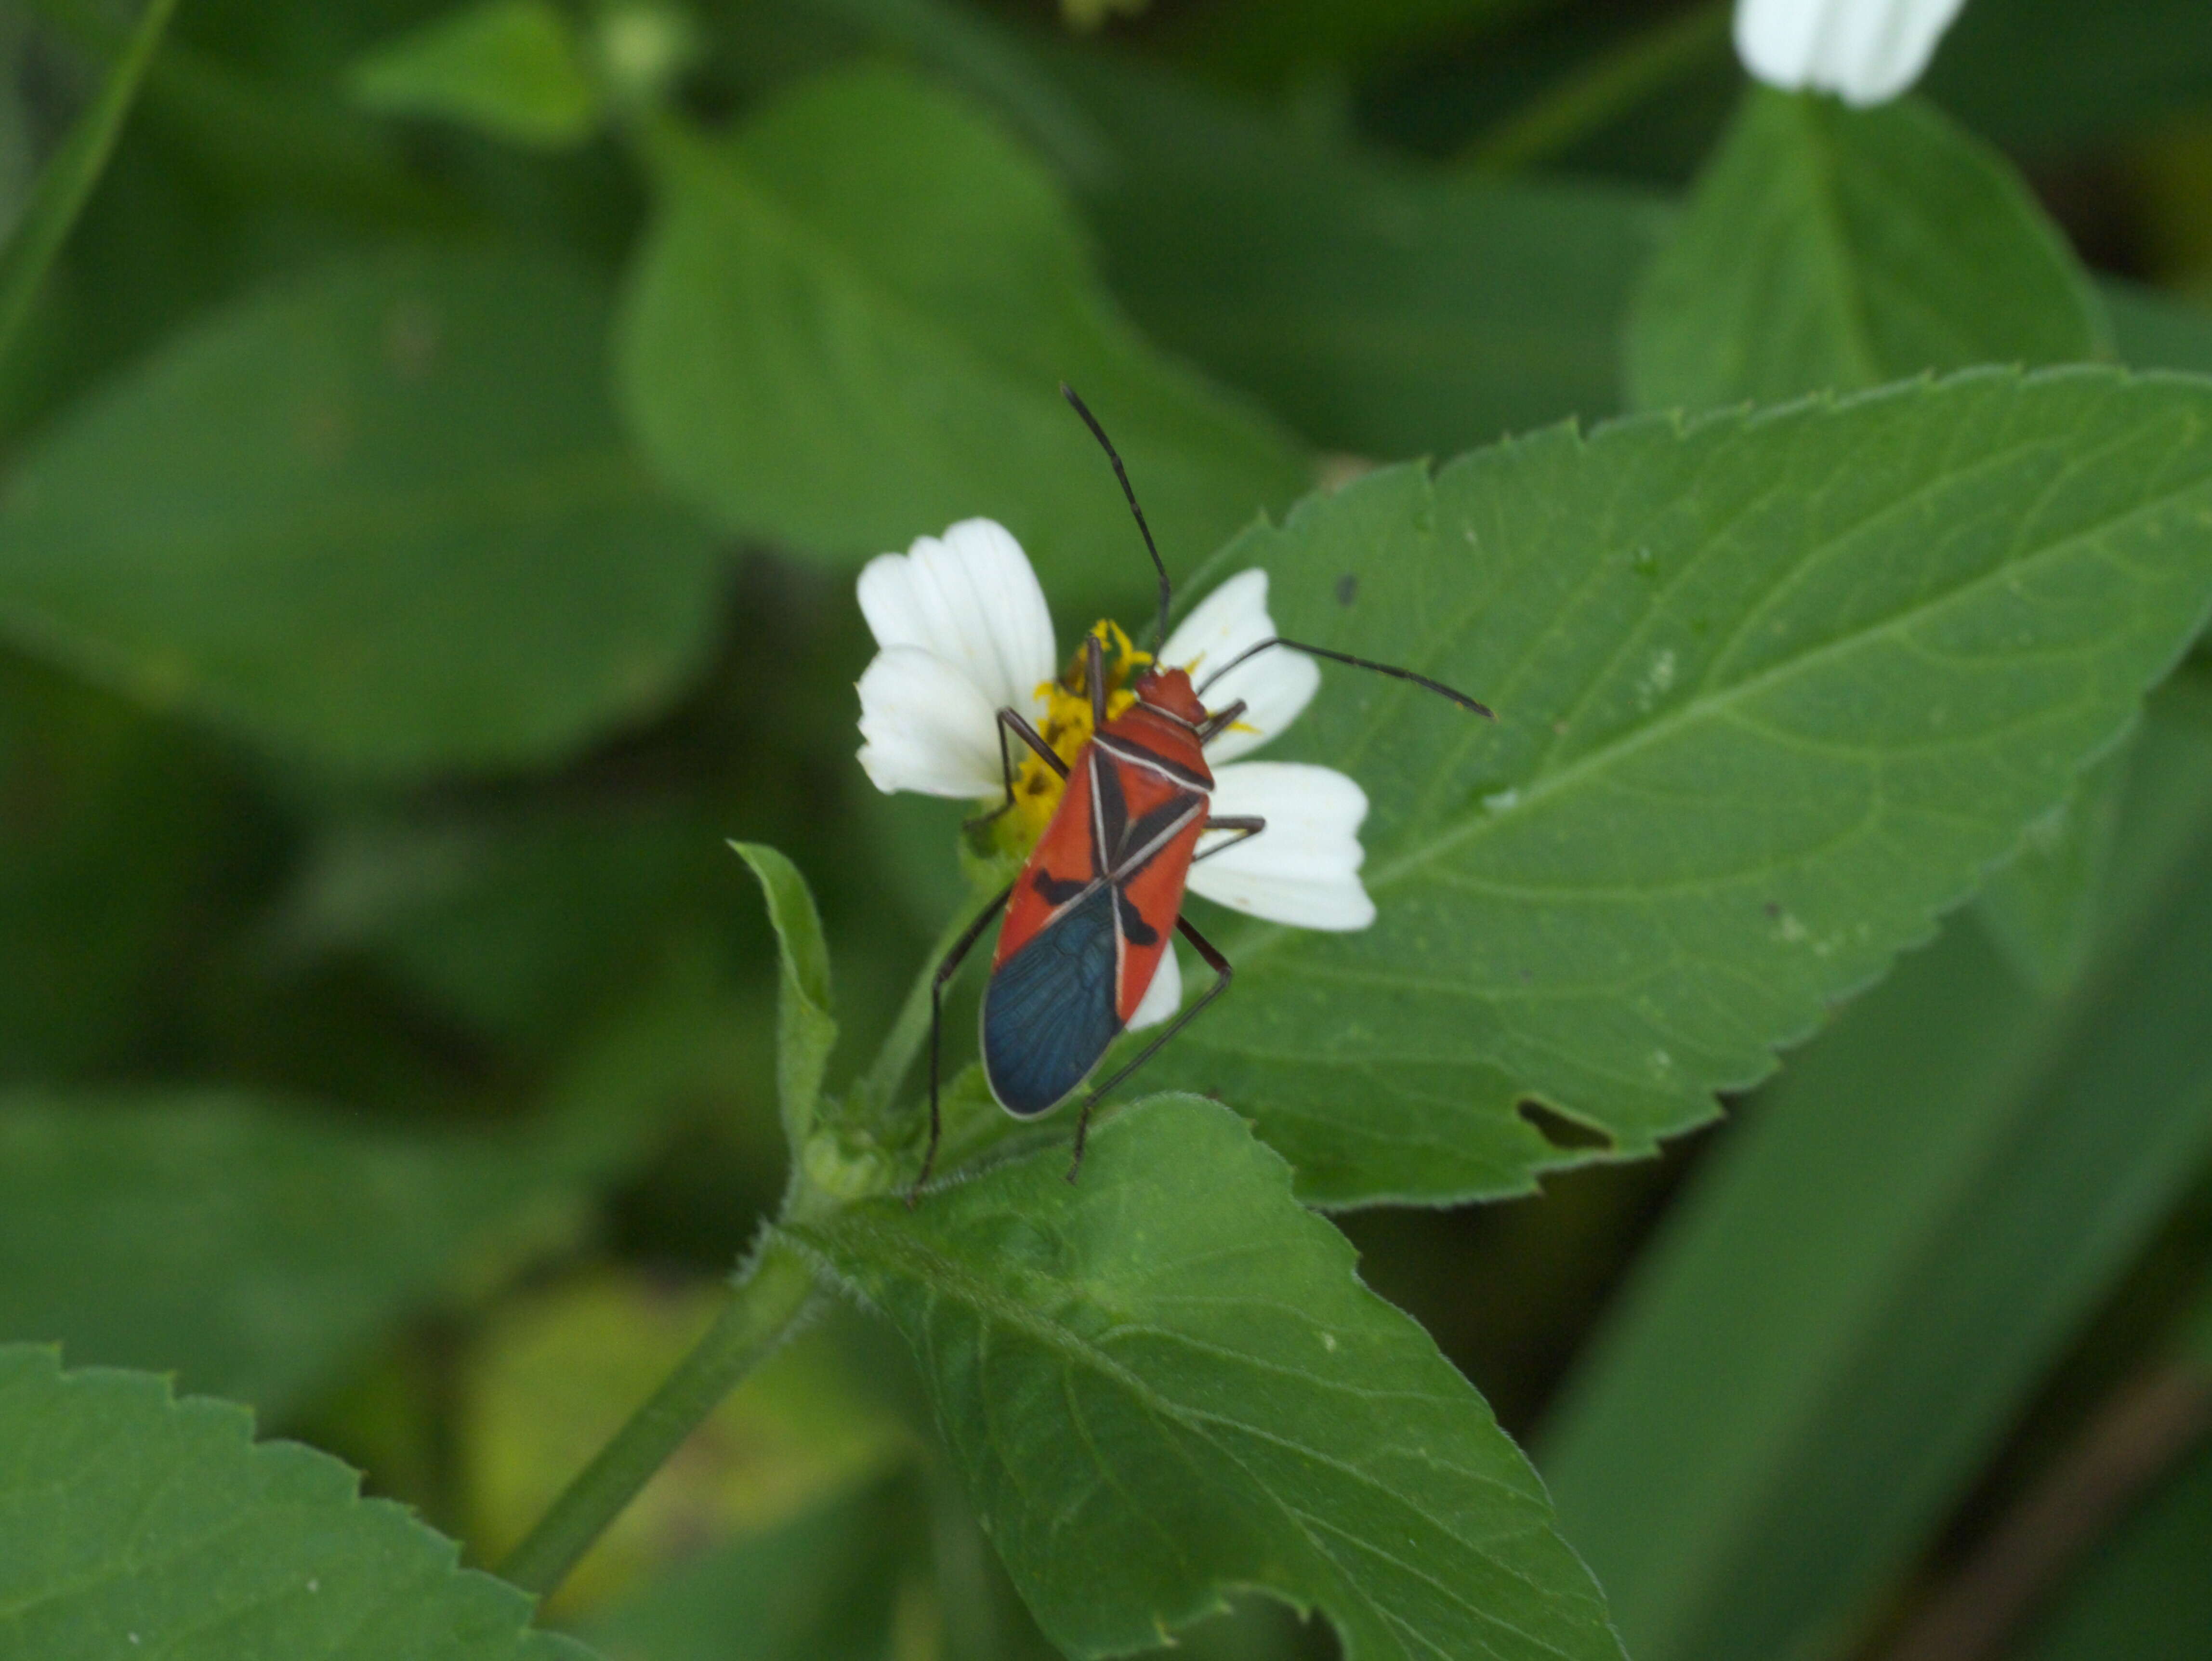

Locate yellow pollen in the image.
[994,620,1149,853]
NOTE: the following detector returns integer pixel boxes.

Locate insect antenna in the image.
[1198,636,1495,718]
[1062,383,1173,652]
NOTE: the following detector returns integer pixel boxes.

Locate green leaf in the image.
[1928,0,2212,155]
[1627,89,2108,413]
[1980,281,2212,989]
[1974,742,2132,994]
[0,656,236,1076]
[792,1094,1623,1661]
[0,1090,577,1415]
[350,0,604,149]
[612,65,1308,593]
[1630,88,2118,993]
[287,804,743,1050]
[0,0,177,369]
[0,246,723,776]
[1536,693,2212,1661]
[1141,369,2212,1206]
[583,1476,927,1661]
[790,0,1116,182]
[2107,280,2212,376]
[1060,53,1670,459]
[0,1344,593,1660]
[730,843,837,1152]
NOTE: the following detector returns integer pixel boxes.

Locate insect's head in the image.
[1131,663,1207,725]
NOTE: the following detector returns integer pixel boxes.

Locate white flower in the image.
[1148,568,1318,762]
[856,519,1055,797]
[1735,0,1970,105]
[854,519,1376,1028]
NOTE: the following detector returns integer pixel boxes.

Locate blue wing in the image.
[981,884,1123,1117]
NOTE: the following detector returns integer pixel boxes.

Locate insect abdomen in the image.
[981,884,1124,1116]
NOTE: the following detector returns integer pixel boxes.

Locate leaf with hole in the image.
[1137,368,2212,1205]
[1539,691,2212,1661]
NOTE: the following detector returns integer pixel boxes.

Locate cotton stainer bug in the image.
[910,386,1492,1200]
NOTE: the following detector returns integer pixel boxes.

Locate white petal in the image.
[1734,0,1969,104]
[857,519,1057,716]
[1125,943,1183,1031]
[1187,762,1375,930]
[1160,568,1319,764]
[856,646,1003,798]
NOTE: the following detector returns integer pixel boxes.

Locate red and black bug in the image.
[911,387,1490,1198]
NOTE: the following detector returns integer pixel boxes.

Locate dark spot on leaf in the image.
[1517,1101,1613,1152]
[1335,574,1358,607]
[1764,900,1781,918]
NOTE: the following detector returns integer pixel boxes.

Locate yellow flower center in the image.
[994,619,1150,853]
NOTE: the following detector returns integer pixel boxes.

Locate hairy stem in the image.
[497,1235,824,1598]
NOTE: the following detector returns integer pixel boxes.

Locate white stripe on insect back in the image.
[1092,731,1212,791]
[1113,799,1208,887]
[1086,750,1207,883]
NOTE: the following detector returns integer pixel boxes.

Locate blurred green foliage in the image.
[6,2,2212,1659]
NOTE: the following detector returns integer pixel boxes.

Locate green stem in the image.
[23,0,450,224]
[1459,0,1732,172]
[497,1235,823,1598]
[855,878,1006,1121]
[0,0,179,369]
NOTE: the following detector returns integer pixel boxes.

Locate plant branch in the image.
[22,0,449,223]
[1874,1361,2212,1661]
[1459,0,1731,172]
[0,0,179,369]
[496,1234,825,1599]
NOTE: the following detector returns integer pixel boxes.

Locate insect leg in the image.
[964,710,1067,831]
[1196,699,1247,746]
[1066,914,1233,1182]
[1192,815,1265,865]
[911,881,1015,1205]
[1087,633,1107,727]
